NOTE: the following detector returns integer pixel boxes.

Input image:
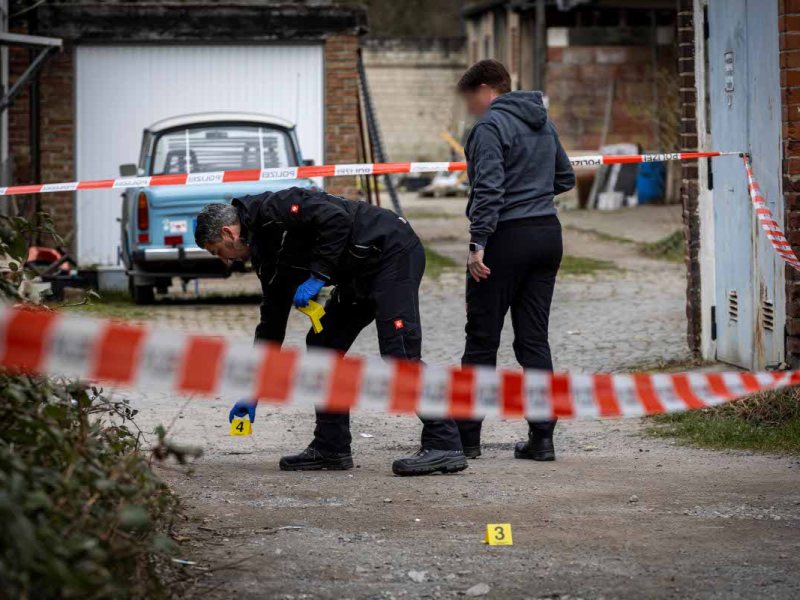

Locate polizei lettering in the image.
[569,156,603,167]
[113,177,151,189]
[335,164,373,176]
[187,172,224,184]
[41,182,79,192]
[642,153,680,162]
[261,168,299,180]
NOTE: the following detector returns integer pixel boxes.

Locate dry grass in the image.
[649,386,800,454]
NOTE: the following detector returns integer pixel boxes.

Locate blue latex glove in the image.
[229,399,257,423]
[293,276,325,308]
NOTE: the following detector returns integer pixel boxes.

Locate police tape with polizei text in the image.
[0,152,737,197]
[2,306,799,421]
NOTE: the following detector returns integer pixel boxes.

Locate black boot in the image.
[462,445,482,459]
[514,432,555,461]
[279,446,354,471]
[455,419,482,459]
[392,448,468,476]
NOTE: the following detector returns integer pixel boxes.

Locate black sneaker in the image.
[279,446,354,471]
[514,434,555,461]
[463,445,482,459]
[392,448,468,476]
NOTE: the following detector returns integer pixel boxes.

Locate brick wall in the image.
[324,34,360,198]
[677,0,701,356]
[38,49,74,235]
[545,45,675,151]
[9,40,74,238]
[8,42,31,185]
[362,37,466,162]
[780,0,800,364]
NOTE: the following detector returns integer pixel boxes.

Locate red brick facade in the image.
[8,36,74,236]
[9,33,362,242]
[547,45,674,151]
[324,34,360,197]
[677,0,701,356]
[8,43,31,185]
[780,0,800,364]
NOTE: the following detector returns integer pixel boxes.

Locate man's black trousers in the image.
[457,215,562,448]
[257,241,462,454]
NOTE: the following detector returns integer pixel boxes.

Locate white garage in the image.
[75,45,324,265]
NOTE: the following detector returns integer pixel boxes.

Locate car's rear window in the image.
[151,124,297,175]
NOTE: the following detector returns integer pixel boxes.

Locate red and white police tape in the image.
[743,154,800,270]
[0,151,735,197]
[5,149,798,272]
[2,305,798,420]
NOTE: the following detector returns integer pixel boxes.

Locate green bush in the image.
[0,376,180,598]
[0,211,186,598]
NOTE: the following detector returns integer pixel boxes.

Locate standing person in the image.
[194,187,467,476]
[454,60,576,461]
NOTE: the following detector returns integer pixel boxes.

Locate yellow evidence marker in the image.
[230,418,252,436]
[297,299,325,334]
[484,523,513,546]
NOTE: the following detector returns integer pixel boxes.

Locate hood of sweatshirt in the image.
[490,90,548,131]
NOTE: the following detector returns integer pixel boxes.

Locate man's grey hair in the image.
[194,203,240,247]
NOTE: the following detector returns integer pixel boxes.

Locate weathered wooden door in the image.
[708,0,783,369]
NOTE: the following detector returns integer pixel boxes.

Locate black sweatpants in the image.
[456,215,562,448]
[258,242,462,454]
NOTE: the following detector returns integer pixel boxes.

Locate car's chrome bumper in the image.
[128,246,232,279]
[139,247,216,262]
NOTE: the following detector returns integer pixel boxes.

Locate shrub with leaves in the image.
[0,377,180,598]
[0,212,185,597]
[0,211,62,301]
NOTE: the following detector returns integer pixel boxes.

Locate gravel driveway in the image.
[119,198,799,599]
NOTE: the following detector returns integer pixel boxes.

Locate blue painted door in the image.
[709,0,783,369]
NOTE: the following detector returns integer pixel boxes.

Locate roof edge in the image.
[146,111,295,132]
[35,3,368,43]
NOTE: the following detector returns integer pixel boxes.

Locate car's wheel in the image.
[129,277,155,305]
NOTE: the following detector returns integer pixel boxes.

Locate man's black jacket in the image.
[232,187,418,286]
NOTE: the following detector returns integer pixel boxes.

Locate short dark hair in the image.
[457,60,512,94]
[194,203,239,247]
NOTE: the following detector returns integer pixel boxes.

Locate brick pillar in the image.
[324,34,360,198]
[8,42,74,239]
[39,48,74,236]
[8,34,31,189]
[780,0,800,364]
[678,0,701,356]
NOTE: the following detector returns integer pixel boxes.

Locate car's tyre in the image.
[129,277,155,305]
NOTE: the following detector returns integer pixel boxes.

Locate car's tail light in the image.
[164,235,183,246]
[137,192,149,231]
[138,233,150,244]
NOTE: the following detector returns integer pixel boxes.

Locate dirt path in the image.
[138,407,799,599]
[123,200,800,599]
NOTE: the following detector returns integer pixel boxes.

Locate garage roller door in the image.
[76,45,324,265]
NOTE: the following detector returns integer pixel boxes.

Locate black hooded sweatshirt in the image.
[464,90,576,247]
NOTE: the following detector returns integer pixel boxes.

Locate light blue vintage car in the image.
[119,112,316,303]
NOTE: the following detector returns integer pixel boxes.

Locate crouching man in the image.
[194,187,467,476]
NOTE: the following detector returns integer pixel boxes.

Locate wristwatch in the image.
[469,242,484,253]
